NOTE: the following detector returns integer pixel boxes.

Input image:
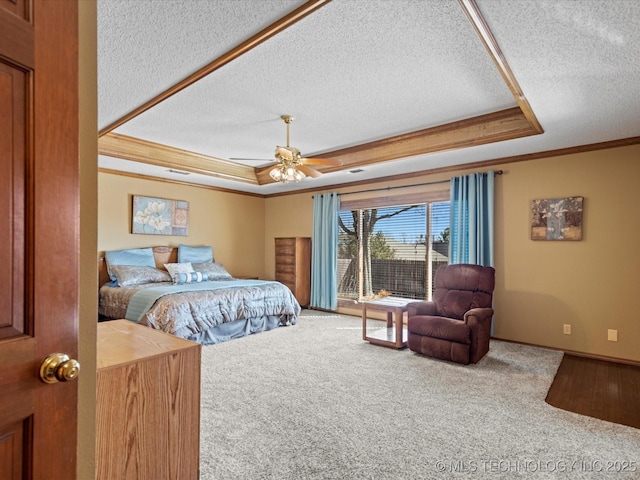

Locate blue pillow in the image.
[178,244,213,264]
[104,247,156,283]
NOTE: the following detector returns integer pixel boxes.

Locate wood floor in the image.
[545,354,640,429]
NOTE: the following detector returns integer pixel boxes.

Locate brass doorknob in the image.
[39,353,80,384]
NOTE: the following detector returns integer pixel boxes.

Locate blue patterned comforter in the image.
[99,279,300,339]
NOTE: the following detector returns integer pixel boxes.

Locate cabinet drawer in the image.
[277,281,296,293]
[276,263,296,275]
[275,243,296,256]
[275,254,295,265]
[275,238,296,247]
[276,272,296,285]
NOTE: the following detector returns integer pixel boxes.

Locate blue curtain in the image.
[311,193,340,310]
[449,171,495,267]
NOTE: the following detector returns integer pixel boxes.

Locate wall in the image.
[97,143,640,363]
[495,145,639,362]
[263,192,315,280]
[264,144,640,362]
[98,174,266,278]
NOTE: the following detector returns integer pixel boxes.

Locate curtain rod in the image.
[314,170,503,197]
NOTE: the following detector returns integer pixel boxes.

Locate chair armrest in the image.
[407,301,438,317]
[463,307,494,327]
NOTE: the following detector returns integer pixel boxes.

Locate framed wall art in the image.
[531,196,583,241]
[132,195,189,236]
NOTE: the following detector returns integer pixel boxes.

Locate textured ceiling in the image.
[98,0,302,129]
[98,0,640,195]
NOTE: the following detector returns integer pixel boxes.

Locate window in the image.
[337,194,450,301]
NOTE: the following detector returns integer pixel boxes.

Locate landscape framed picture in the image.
[530,196,583,241]
[132,195,189,236]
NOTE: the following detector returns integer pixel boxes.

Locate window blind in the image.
[338,200,450,301]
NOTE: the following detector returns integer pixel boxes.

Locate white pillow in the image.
[164,262,194,282]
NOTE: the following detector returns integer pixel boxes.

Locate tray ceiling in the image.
[98,0,640,195]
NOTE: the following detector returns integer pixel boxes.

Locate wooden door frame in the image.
[77,0,99,478]
[31,1,80,477]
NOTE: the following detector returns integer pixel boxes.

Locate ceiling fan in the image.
[233,115,342,183]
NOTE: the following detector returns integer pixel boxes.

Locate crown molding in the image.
[98,132,258,184]
[459,0,543,134]
[100,136,640,199]
[265,136,640,198]
[98,0,332,137]
[98,167,266,198]
[256,107,537,184]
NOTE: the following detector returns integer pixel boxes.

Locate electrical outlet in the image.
[563,324,571,335]
[608,329,618,342]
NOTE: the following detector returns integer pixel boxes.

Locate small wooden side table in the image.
[362,297,412,349]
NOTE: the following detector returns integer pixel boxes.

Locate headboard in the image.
[98,246,178,288]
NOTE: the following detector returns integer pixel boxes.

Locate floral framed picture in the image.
[531,196,583,241]
[132,195,189,236]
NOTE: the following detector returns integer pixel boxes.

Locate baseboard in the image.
[491,336,640,367]
[560,349,640,367]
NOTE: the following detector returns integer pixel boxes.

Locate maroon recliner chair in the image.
[406,264,495,365]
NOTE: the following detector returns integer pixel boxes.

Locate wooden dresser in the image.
[275,237,311,307]
[96,320,201,480]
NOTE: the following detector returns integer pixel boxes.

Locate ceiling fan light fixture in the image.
[265,115,338,183]
[269,166,283,182]
[291,168,305,182]
[269,162,306,183]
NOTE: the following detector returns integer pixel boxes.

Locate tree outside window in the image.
[338,202,449,301]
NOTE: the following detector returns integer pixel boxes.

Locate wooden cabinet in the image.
[275,237,311,307]
[96,320,201,480]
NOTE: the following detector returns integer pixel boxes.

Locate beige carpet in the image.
[199,311,640,479]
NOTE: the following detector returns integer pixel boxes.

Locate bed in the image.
[98,246,300,345]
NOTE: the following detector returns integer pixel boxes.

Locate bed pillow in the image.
[164,262,195,283]
[110,265,171,286]
[173,271,209,284]
[105,247,156,283]
[178,244,214,264]
[192,262,233,280]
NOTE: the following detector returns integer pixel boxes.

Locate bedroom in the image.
[93,0,639,365]
[95,145,640,477]
[2,1,639,479]
[94,0,639,474]
[98,145,640,360]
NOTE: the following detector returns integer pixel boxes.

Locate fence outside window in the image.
[338,201,450,301]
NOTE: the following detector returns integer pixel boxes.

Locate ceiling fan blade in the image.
[297,164,322,178]
[300,157,342,166]
[275,146,293,160]
[229,158,274,162]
